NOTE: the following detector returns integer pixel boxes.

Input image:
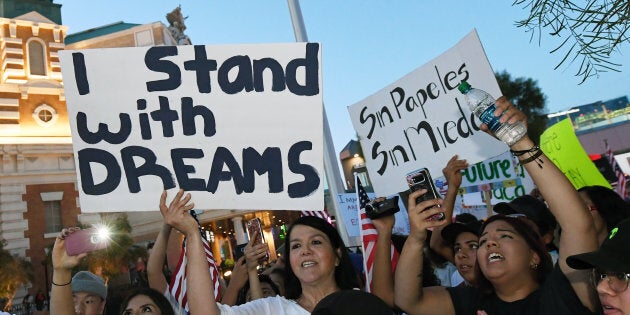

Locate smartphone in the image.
[246,218,269,264]
[406,168,445,221]
[65,228,110,256]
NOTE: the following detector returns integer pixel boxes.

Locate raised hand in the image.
[406,189,446,241]
[159,189,197,237]
[52,227,87,271]
[442,155,468,191]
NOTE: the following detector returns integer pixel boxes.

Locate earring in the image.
[530,263,539,270]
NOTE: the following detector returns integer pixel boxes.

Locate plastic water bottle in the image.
[457,81,526,146]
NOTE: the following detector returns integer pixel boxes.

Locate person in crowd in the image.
[578,185,630,245]
[159,189,361,314]
[394,97,599,314]
[119,287,175,315]
[493,194,560,264]
[371,206,440,309]
[222,235,272,306]
[146,220,186,314]
[440,219,482,287]
[22,292,32,313]
[267,267,287,296]
[35,289,46,311]
[567,217,630,314]
[428,155,479,287]
[235,274,281,305]
[311,289,393,315]
[50,227,108,315]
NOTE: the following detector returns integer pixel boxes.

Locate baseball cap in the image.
[493,195,557,234]
[441,220,482,246]
[312,290,392,315]
[71,271,107,300]
[566,218,630,272]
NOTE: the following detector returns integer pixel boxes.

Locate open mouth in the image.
[488,252,504,263]
[458,264,473,271]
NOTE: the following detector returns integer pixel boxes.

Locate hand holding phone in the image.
[65,228,110,256]
[406,168,445,221]
[246,218,269,264]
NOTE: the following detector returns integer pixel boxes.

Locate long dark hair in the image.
[283,216,360,299]
[476,215,552,295]
[578,185,630,232]
[119,287,175,315]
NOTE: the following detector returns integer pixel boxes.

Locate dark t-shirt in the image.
[446,264,597,315]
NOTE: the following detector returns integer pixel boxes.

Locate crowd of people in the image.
[47,97,630,314]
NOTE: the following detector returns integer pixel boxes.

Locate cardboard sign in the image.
[540,119,611,189]
[348,30,507,197]
[59,43,324,212]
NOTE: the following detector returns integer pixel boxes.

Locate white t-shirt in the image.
[217,295,308,315]
[163,286,188,315]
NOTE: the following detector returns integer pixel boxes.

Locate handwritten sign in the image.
[348,30,507,197]
[540,119,611,189]
[435,151,535,209]
[59,43,324,212]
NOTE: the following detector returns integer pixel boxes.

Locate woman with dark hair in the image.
[394,97,600,314]
[119,287,175,315]
[159,190,361,315]
[578,185,630,244]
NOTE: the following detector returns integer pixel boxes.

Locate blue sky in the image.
[58,0,630,163]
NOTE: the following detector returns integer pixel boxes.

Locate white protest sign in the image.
[59,43,323,212]
[348,30,506,197]
[336,193,410,238]
[435,151,535,209]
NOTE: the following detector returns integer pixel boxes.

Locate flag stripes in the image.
[169,211,221,313]
[356,176,399,292]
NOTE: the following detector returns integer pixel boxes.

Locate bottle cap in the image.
[457,81,471,94]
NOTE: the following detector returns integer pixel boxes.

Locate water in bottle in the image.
[457,81,526,146]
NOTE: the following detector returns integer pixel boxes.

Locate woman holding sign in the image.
[160,190,364,315]
[393,97,600,315]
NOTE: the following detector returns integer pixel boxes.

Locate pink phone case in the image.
[65,228,109,256]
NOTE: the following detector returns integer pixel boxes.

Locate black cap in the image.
[493,195,557,234]
[567,218,630,272]
[441,220,482,246]
[312,290,392,315]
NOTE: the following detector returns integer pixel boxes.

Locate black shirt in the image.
[446,264,597,315]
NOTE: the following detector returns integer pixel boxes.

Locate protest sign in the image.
[435,151,535,213]
[59,43,323,212]
[540,119,611,189]
[348,29,507,197]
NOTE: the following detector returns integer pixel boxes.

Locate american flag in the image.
[301,210,330,220]
[169,210,221,312]
[605,139,627,198]
[356,176,399,293]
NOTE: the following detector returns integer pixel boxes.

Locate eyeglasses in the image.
[592,269,630,293]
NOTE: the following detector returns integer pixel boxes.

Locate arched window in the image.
[27,39,46,76]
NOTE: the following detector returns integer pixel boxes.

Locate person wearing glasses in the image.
[567,217,630,314]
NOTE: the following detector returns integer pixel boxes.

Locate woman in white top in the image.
[160,190,362,315]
